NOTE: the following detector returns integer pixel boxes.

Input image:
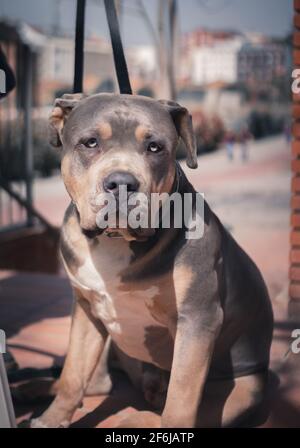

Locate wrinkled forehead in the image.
[63,94,177,143]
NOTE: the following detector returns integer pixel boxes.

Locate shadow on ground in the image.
[1,271,300,428]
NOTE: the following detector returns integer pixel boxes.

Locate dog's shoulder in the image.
[176,164,223,262]
[60,202,87,271]
[175,197,223,272]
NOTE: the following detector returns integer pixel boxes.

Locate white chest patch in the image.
[68,235,168,362]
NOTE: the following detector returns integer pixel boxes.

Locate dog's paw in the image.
[30,418,51,429]
[19,418,70,429]
[18,418,49,429]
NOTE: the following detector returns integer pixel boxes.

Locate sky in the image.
[0,0,293,47]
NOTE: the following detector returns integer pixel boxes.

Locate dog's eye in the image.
[147,142,161,153]
[84,138,98,149]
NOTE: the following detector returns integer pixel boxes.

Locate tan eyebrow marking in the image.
[135,124,150,142]
[98,122,112,140]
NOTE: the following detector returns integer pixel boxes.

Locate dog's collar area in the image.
[174,161,182,193]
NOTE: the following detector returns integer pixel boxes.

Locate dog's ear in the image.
[49,93,86,148]
[158,99,198,169]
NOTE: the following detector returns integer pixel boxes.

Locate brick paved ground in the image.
[1,135,299,427]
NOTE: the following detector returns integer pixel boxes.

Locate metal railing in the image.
[0,39,34,232]
[0,182,27,232]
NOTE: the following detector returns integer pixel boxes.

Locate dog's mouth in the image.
[82,203,155,241]
[88,192,154,241]
[81,188,160,241]
[81,224,155,242]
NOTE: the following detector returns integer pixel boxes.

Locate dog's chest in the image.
[69,237,173,364]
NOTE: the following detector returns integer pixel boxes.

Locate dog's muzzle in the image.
[103,171,140,196]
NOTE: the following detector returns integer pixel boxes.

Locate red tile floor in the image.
[0,269,299,428]
[0,270,155,428]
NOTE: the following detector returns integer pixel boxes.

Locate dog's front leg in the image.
[162,267,223,428]
[162,309,223,428]
[31,289,108,428]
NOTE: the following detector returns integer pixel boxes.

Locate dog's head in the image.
[49,93,197,240]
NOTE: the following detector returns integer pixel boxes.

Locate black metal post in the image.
[104,0,132,94]
[73,0,86,93]
[168,0,177,101]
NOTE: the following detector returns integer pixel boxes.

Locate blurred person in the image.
[224,130,235,161]
[239,125,252,163]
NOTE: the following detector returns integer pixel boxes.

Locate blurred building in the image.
[39,34,115,103]
[190,37,244,85]
[182,28,241,49]
[180,28,290,88]
[180,28,242,84]
[237,42,288,84]
[40,35,114,83]
[0,20,45,107]
[127,45,157,81]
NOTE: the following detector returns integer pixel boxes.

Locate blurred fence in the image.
[0,39,29,230]
[0,20,44,231]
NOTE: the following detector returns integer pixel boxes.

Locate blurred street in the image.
[187,134,290,299]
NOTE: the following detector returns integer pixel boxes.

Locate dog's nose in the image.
[103,171,140,194]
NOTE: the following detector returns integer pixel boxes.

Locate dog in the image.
[30,93,273,428]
